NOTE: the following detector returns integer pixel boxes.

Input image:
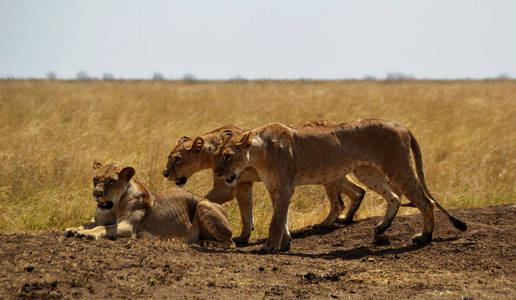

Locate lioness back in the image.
[287,119,411,183]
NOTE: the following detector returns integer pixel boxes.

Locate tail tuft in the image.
[449,216,467,231]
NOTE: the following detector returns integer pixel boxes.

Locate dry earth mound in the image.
[1,204,515,299]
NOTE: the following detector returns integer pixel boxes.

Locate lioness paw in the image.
[411,233,432,245]
[75,231,101,240]
[217,240,235,250]
[232,235,250,245]
[373,233,391,246]
[64,228,77,237]
[335,217,354,226]
[259,239,282,254]
[258,245,280,254]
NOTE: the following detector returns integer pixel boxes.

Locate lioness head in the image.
[214,130,252,186]
[162,136,204,186]
[92,161,135,210]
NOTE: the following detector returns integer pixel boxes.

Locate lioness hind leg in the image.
[185,217,202,244]
[391,172,435,244]
[193,201,234,248]
[317,182,345,227]
[337,176,366,225]
[353,168,402,235]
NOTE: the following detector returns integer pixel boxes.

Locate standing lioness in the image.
[162,122,413,244]
[162,123,369,244]
[65,162,233,248]
[214,119,467,253]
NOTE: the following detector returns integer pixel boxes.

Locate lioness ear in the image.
[92,161,103,170]
[235,132,252,148]
[119,167,135,181]
[191,137,204,154]
[177,136,190,145]
[220,129,233,144]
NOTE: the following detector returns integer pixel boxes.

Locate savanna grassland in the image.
[0,80,515,236]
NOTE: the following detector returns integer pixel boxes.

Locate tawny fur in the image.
[65,162,233,248]
[214,119,467,253]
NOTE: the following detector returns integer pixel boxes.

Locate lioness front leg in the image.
[233,182,254,245]
[64,218,97,237]
[280,210,292,252]
[75,221,134,240]
[262,185,293,253]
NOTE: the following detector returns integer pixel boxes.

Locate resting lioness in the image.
[214,119,467,253]
[162,123,381,244]
[65,162,233,248]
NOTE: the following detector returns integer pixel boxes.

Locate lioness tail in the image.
[408,131,467,232]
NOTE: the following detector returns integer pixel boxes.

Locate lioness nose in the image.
[93,189,103,197]
[162,170,169,177]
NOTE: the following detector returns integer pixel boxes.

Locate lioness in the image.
[65,162,233,248]
[162,123,398,244]
[214,119,467,253]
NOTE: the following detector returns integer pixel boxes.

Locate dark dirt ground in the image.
[1,204,515,299]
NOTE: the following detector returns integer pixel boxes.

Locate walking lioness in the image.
[162,123,398,244]
[214,119,467,253]
[65,162,233,248]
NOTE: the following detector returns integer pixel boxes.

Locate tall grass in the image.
[0,80,514,235]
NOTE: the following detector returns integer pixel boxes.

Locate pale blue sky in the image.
[1,0,515,79]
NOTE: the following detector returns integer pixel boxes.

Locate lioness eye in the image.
[106,180,115,186]
[224,154,232,161]
[174,156,181,162]
[93,178,99,185]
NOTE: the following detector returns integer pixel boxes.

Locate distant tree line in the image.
[59,71,200,81]
[39,71,513,81]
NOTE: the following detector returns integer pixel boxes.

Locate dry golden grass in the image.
[0,80,514,236]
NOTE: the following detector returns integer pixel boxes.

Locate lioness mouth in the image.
[225,174,237,184]
[175,177,187,186]
[97,201,114,210]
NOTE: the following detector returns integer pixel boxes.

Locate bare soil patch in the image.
[1,204,515,299]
